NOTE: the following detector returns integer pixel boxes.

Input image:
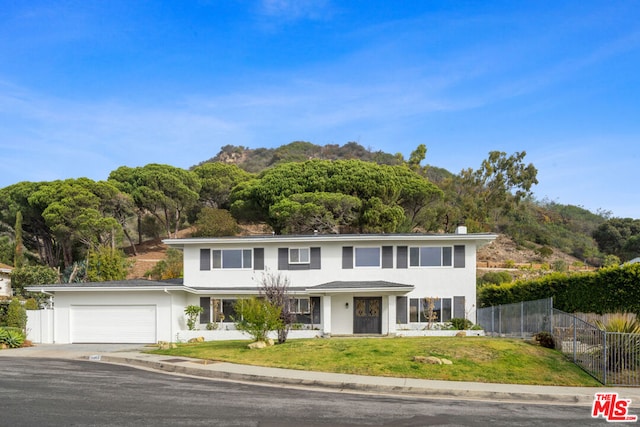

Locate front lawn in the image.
[149,336,601,386]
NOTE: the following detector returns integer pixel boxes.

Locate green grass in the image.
[148,336,602,386]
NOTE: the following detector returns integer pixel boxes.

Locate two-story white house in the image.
[27,228,496,344]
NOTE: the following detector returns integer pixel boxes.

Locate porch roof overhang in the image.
[306,280,414,295]
[182,286,311,296]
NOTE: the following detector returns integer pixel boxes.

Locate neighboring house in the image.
[0,263,12,298]
[27,228,496,344]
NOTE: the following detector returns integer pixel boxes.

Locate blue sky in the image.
[1,1,639,218]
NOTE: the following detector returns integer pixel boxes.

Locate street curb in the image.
[96,355,594,405]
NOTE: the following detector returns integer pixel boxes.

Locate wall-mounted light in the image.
[345,302,349,309]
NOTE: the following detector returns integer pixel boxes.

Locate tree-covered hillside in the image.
[0,141,635,289]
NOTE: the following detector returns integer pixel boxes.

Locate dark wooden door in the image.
[353,297,382,334]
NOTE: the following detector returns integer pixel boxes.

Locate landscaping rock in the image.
[412,355,453,365]
[455,331,467,337]
[157,341,177,350]
[413,355,443,364]
[188,336,205,343]
[248,341,267,349]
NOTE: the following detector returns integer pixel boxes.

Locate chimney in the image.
[455,225,467,235]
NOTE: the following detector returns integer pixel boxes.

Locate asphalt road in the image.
[0,358,606,426]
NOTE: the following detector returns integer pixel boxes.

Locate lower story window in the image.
[203,297,321,325]
[289,297,321,324]
[408,297,453,323]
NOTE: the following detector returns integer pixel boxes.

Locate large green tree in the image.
[192,162,253,210]
[230,159,442,234]
[28,179,122,267]
[0,179,124,268]
[440,151,538,231]
[109,164,201,239]
[593,218,640,261]
[269,192,362,234]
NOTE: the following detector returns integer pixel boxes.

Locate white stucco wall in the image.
[179,235,484,321]
[49,290,187,344]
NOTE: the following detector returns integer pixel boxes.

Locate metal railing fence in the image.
[476,298,552,339]
[476,298,640,386]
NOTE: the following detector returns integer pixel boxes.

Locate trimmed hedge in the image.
[478,263,640,314]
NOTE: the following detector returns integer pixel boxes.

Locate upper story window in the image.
[213,249,252,269]
[409,246,452,267]
[289,248,310,264]
[355,247,381,267]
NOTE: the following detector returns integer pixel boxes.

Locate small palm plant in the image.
[595,314,640,372]
[184,305,204,331]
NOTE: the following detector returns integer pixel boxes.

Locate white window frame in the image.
[213,249,253,269]
[289,247,310,264]
[409,246,453,268]
[288,298,311,314]
[408,297,453,323]
[354,247,381,268]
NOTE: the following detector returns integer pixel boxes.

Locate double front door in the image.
[353,297,382,334]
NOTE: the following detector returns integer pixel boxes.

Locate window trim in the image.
[407,297,453,323]
[354,246,382,268]
[408,246,453,268]
[288,247,310,264]
[288,297,311,314]
[212,249,253,269]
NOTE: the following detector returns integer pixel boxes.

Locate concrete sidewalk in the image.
[3,344,639,405]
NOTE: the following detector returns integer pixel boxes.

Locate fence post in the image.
[491,306,494,337]
[520,301,524,339]
[603,331,607,385]
[498,305,502,336]
[549,298,553,334]
[573,315,577,363]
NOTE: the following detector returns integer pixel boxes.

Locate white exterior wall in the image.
[182,237,480,319]
[49,291,186,344]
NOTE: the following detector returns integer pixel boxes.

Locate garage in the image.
[70,305,157,344]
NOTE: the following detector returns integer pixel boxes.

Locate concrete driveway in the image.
[0,343,149,359]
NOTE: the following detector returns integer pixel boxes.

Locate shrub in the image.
[450,318,473,330]
[24,298,39,310]
[234,297,282,342]
[6,298,26,331]
[184,305,204,331]
[552,260,568,272]
[191,208,239,237]
[536,246,553,258]
[478,263,640,314]
[595,314,640,372]
[0,327,26,348]
[595,314,640,334]
[477,271,512,287]
[146,248,183,280]
[533,332,555,349]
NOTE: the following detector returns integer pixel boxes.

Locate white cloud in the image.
[258,0,333,21]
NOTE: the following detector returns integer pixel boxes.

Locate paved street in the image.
[0,358,608,426]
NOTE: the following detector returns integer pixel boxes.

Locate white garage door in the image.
[70,305,157,343]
